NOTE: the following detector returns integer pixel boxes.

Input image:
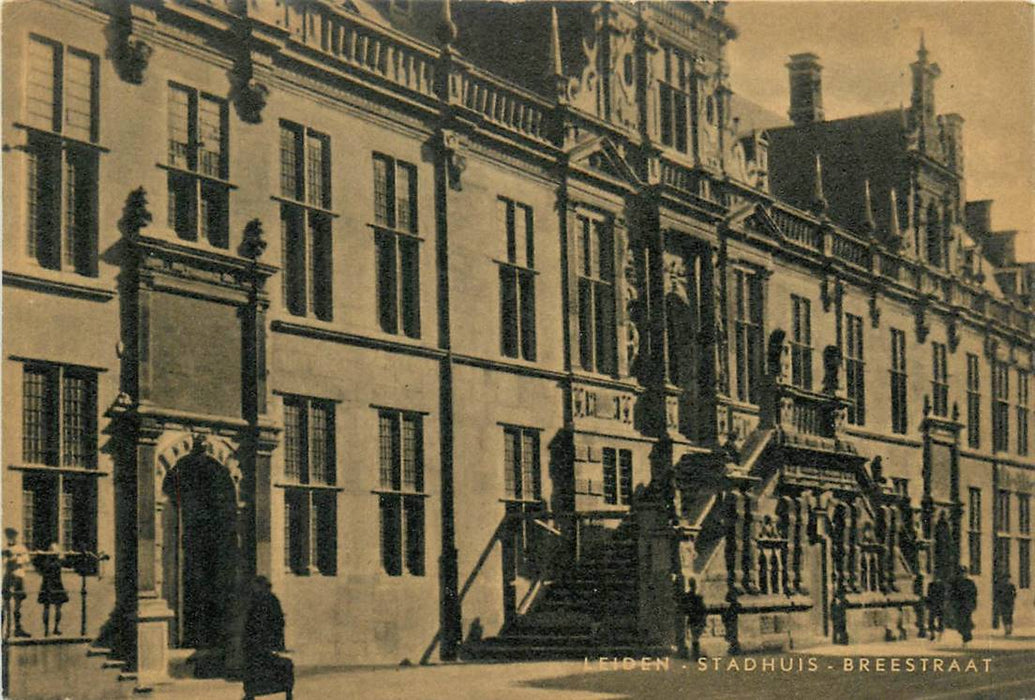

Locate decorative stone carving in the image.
[868,289,882,328]
[914,302,930,344]
[120,187,153,238]
[822,345,842,395]
[439,129,467,191]
[947,315,960,352]
[625,243,644,373]
[107,13,153,85]
[230,76,269,125]
[767,329,788,382]
[240,219,267,260]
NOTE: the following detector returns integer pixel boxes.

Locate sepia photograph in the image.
[1,0,1033,698]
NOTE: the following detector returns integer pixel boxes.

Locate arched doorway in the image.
[161,452,240,652]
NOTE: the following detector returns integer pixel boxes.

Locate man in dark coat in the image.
[683,578,708,660]
[243,576,293,700]
[994,574,1017,636]
[926,578,946,641]
[950,566,977,645]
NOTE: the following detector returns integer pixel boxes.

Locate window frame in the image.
[658,46,693,154]
[376,408,427,577]
[602,447,633,507]
[993,362,1010,453]
[968,486,982,575]
[575,212,617,376]
[931,342,949,418]
[165,82,231,249]
[373,153,422,338]
[1018,369,1030,456]
[281,394,338,576]
[966,353,981,448]
[789,294,813,390]
[845,313,866,425]
[733,268,764,404]
[498,197,537,361]
[890,328,908,434]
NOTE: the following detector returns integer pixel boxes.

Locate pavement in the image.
[152,628,1035,700]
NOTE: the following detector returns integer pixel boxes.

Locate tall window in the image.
[377,410,425,576]
[658,47,691,153]
[931,342,949,418]
[576,213,616,375]
[996,488,1012,578]
[498,198,536,360]
[282,396,337,575]
[845,313,866,425]
[1020,493,1031,589]
[374,154,421,338]
[503,427,542,574]
[280,122,333,320]
[1019,370,1030,456]
[602,448,633,506]
[967,354,981,448]
[20,363,98,569]
[25,36,99,276]
[890,329,908,434]
[968,487,982,575]
[790,295,812,390]
[733,269,763,404]
[167,84,230,248]
[993,362,1010,452]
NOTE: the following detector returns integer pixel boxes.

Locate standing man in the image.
[994,573,1017,636]
[3,528,31,638]
[684,578,708,660]
[926,577,946,641]
[950,566,978,645]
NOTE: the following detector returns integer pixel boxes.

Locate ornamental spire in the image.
[888,187,901,242]
[436,0,458,47]
[549,6,563,77]
[862,179,876,236]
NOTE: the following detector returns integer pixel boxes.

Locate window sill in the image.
[493,259,539,274]
[272,194,338,217]
[371,489,430,499]
[274,482,343,492]
[3,269,115,302]
[270,318,445,360]
[8,464,109,477]
[13,123,109,152]
[157,163,237,189]
[367,222,423,241]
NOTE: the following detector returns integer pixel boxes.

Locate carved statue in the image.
[767,329,787,381]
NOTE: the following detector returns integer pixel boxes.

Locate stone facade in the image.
[2,0,1032,690]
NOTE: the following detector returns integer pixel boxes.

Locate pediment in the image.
[568,135,642,187]
[726,202,782,239]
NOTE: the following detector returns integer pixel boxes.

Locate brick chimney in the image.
[787,53,824,126]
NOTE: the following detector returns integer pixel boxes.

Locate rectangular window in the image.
[993,362,1010,452]
[373,154,421,338]
[845,313,866,425]
[280,122,333,321]
[166,84,229,248]
[1020,538,1031,589]
[997,489,1012,533]
[19,362,98,571]
[1019,494,1031,535]
[790,295,812,390]
[658,47,691,153]
[967,353,981,448]
[890,329,908,434]
[503,427,541,502]
[281,395,337,575]
[932,342,948,418]
[602,448,633,506]
[733,269,764,404]
[499,198,537,361]
[27,36,98,141]
[576,214,616,375]
[377,410,426,576]
[969,487,982,575]
[1018,370,1029,456]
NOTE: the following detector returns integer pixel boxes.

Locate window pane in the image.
[28,137,62,270]
[309,213,333,321]
[578,279,594,371]
[379,412,400,490]
[402,415,422,491]
[400,237,420,338]
[396,163,417,233]
[305,132,324,207]
[520,431,538,501]
[376,231,398,333]
[309,401,334,486]
[314,492,337,575]
[200,182,228,249]
[380,494,402,576]
[519,271,536,361]
[280,124,300,199]
[500,267,518,358]
[64,51,95,141]
[62,371,95,469]
[198,96,225,178]
[282,206,307,316]
[27,38,59,132]
[619,449,633,505]
[603,448,617,505]
[594,283,615,374]
[168,85,192,169]
[23,366,58,466]
[404,496,425,575]
[503,429,518,499]
[373,155,393,228]
[169,172,197,241]
[283,399,305,482]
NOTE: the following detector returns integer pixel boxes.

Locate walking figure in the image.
[36,543,69,637]
[926,578,946,641]
[242,576,293,700]
[684,578,708,660]
[949,566,977,645]
[3,528,31,638]
[993,573,1017,636]
[831,587,849,645]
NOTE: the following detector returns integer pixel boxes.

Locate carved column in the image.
[743,494,760,593]
[726,491,745,593]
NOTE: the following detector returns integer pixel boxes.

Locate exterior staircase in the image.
[464,517,666,660]
[3,640,137,700]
